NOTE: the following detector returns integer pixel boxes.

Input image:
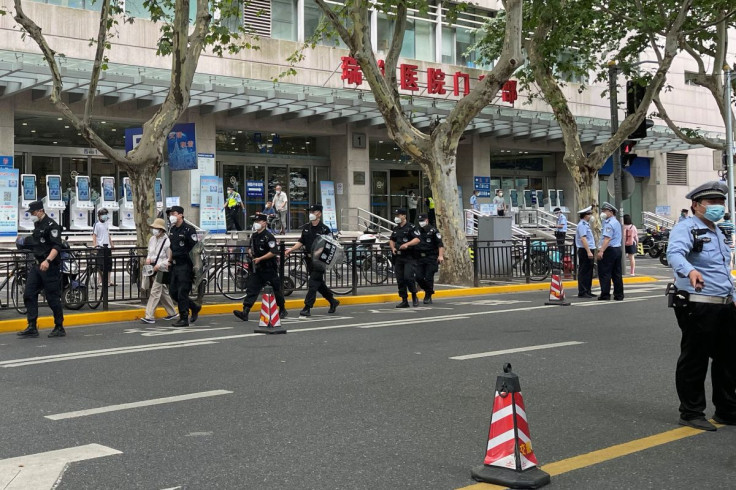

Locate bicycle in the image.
[282,253,353,296]
[360,246,394,285]
[190,246,250,301]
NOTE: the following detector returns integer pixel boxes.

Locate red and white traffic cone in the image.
[254,285,286,334]
[545,272,570,306]
[471,363,550,488]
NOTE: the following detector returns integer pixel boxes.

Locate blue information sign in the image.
[473,176,491,198]
[246,180,265,199]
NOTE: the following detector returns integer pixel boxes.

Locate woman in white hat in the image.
[140,218,178,324]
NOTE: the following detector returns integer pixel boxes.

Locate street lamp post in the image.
[608,61,625,273]
[725,65,735,228]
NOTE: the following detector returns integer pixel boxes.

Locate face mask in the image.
[419,221,429,228]
[308,213,317,221]
[600,212,608,220]
[30,214,39,223]
[394,217,402,224]
[703,204,726,222]
[276,190,281,194]
[100,215,109,222]
[252,222,263,231]
[498,193,503,197]
[152,229,161,237]
[169,215,178,224]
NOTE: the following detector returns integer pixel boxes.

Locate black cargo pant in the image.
[576,248,594,296]
[394,255,417,299]
[170,261,195,323]
[597,247,623,299]
[674,302,736,421]
[304,257,335,309]
[24,262,64,327]
[415,255,438,295]
[242,265,285,311]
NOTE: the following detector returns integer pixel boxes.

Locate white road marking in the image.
[123,326,233,336]
[571,294,662,306]
[448,299,530,306]
[450,341,585,360]
[0,444,121,489]
[45,390,232,420]
[368,308,420,313]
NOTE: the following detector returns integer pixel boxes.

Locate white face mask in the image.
[169,215,178,225]
[600,212,608,220]
[276,190,281,194]
[30,214,40,223]
[100,215,109,222]
[419,221,429,228]
[152,229,161,237]
[308,213,317,221]
[252,222,263,231]
[394,217,402,224]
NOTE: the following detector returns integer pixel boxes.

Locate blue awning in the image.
[599,156,650,178]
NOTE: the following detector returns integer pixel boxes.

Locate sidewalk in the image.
[0,275,659,333]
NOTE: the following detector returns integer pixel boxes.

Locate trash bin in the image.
[477,216,513,277]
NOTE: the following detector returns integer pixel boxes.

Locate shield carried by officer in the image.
[311,234,344,272]
[189,228,208,300]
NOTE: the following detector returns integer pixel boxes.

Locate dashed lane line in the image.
[449,341,585,360]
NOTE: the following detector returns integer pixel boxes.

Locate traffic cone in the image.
[254,285,286,334]
[471,363,550,489]
[545,272,570,306]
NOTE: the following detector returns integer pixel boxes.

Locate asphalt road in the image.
[1,268,734,489]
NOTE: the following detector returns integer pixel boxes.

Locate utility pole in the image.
[725,65,735,226]
[608,61,625,271]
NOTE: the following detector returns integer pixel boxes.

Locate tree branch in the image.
[85,0,113,125]
[384,3,407,107]
[652,94,725,150]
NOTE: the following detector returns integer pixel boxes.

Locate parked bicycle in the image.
[282,253,353,296]
[190,246,250,301]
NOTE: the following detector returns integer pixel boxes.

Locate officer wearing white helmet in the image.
[666,180,736,431]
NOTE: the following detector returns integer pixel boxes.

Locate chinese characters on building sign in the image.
[340,57,516,101]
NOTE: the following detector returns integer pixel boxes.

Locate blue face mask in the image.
[703,204,725,222]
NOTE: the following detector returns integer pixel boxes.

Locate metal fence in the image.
[0,238,582,313]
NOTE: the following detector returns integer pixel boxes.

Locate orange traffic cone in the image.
[254,285,286,334]
[545,272,570,306]
[471,363,550,488]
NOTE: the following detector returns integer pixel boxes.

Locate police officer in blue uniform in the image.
[233,213,287,321]
[16,201,66,338]
[666,181,736,431]
[596,202,624,301]
[285,204,339,317]
[554,207,568,251]
[167,206,202,326]
[575,206,596,298]
[414,213,444,304]
[390,208,421,307]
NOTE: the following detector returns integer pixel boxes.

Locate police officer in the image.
[575,206,596,298]
[223,186,244,231]
[233,213,287,321]
[168,206,202,326]
[16,201,65,338]
[667,181,736,431]
[554,207,568,251]
[596,202,623,301]
[414,213,444,304]
[390,208,421,307]
[285,204,339,317]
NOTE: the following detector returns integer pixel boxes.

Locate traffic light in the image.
[626,80,654,139]
[622,139,637,167]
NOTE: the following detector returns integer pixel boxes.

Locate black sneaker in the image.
[412,294,419,307]
[423,295,433,304]
[233,309,249,322]
[280,308,288,319]
[396,301,410,308]
[328,299,340,314]
[190,304,201,323]
[171,319,189,327]
[17,325,39,338]
[300,308,311,317]
[678,417,717,431]
[713,414,736,425]
[48,327,66,338]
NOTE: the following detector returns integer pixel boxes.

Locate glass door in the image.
[244,165,266,221]
[288,166,310,229]
[371,170,389,220]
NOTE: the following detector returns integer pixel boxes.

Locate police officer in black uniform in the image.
[414,213,444,304]
[390,208,421,307]
[167,206,202,327]
[233,213,287,321]
[17,201,65,338]
[285,204,340,317]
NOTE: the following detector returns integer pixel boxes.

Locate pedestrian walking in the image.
[553,207,567,251]
[390,208,421,307]
[223,186,244,231]
[408,191,419,224]
[426,195,436,226]
[666,180,736,431]
[92,207,115,286]
[167,206,202,327]
[623,214,638,276]
[273,185,288,234]
[596,202,624,301]
[285,204,339,317]
[233,213,287,322]
[16,200,65,338]
[414,213,444,304]
[493,189,507,216]
[575,206,595,298]
[140,218,178,324]
[470,189,480,212]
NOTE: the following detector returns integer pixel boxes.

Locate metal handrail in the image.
[464,209,532,239]
[339,207,395,237]
[642,211,674,229]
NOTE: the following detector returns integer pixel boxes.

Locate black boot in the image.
[328,299,340,314]
[233,308,250,322]
[280,308,288,319]
[423,294,433,304]
[411,293,419,307]
[17,322,39,338]
[190,303,201,323]
[48,326,66,338]
[300,307,311,317]
[171,318,189,327]
[396,299,410,308]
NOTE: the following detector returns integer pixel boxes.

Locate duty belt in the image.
[418,252,437,258]
[688,294,733,305]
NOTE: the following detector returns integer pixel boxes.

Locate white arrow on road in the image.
[0,444,121,489]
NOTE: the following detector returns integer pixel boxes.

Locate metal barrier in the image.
[470,238,577,284]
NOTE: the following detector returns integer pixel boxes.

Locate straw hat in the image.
[150,218,166,230]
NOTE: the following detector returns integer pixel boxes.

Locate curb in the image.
[0,276,659,334]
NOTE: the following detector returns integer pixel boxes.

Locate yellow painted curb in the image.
[0,276,659,334]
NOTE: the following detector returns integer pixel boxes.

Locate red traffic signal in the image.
[622,140,638,167]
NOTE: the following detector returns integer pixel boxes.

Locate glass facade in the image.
[216,130,325,156]
[271,0,298,41]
